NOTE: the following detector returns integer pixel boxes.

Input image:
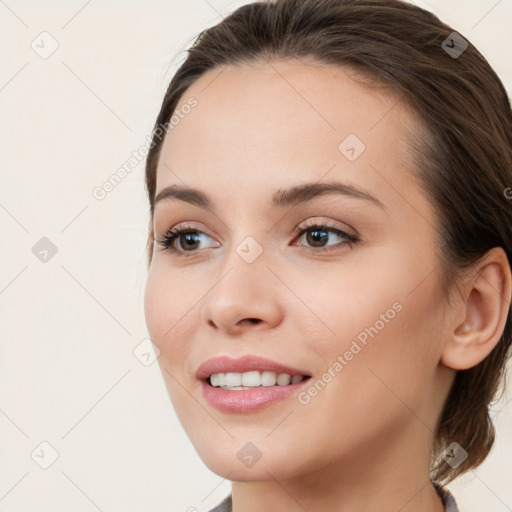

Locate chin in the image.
[193,437,312,482]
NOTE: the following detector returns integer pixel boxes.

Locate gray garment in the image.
[207,485,459,512]
[208,495,231,512]
[436,484,459,512]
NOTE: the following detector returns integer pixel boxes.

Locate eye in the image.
[155,222,219,257]
[291,220,359,254]
[155,220,359,258]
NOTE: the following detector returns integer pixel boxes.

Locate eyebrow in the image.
[153,180,385,212]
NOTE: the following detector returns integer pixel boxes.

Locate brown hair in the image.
[144,0,512,486]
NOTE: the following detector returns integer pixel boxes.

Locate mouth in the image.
[196,354,313,390]
[196,354,314,412]
[199,368,313,413]
[205,371,312,390]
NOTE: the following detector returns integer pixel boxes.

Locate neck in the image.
[230,422,446,512]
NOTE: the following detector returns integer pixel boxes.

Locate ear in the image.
[441,247,512,370]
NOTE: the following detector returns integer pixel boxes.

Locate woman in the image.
[143,0,512,510]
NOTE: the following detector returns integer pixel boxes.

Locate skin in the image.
[144,58,511,512]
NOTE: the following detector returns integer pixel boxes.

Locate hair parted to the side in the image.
[144,0,512,487]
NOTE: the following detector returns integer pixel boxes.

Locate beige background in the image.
[1,0,511,511]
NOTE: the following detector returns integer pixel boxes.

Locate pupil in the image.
[307,229,327,247]
[183,233,200,249]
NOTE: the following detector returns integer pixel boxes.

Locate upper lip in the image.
[196,355,312,381]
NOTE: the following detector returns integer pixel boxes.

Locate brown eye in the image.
[293,222,359,253]
[156,224,220,257]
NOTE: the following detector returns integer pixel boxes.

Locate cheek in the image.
[144,267,169,343]
[284,274,444,463]
[143,263,198,369]
[292,245,444,404]
[319,267,444,425]
[284,257,403,356]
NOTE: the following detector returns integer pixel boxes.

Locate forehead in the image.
[155,58,425,216]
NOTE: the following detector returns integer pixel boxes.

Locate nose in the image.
[200,260,285,336]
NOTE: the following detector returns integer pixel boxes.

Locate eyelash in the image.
[155,220,359,258]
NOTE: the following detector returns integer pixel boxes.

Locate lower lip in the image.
[200,378,312,413]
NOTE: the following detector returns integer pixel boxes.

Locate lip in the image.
[200,377,312,413]
[195,354,312,382]
[196,355,313,414]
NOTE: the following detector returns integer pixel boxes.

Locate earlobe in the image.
[441,247,512,371]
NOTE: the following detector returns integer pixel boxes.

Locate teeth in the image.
[208,371,308,388]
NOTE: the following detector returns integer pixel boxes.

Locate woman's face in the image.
[144,58,455,482]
